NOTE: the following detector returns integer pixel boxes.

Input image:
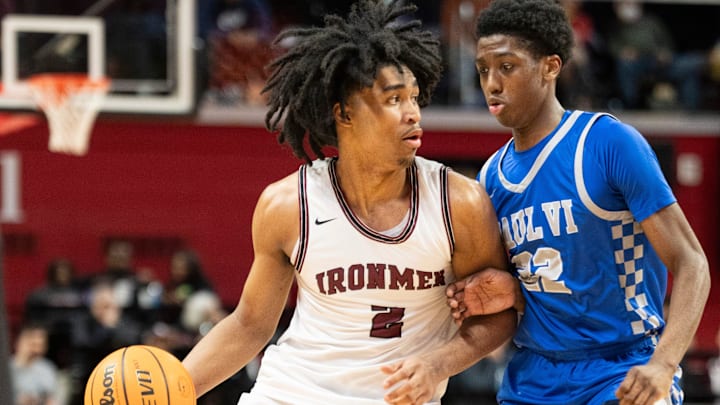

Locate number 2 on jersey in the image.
[512,247,571,294]
[370,305,405,338]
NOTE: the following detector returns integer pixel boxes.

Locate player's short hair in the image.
[263,0,442,162]
[475,0,574,64]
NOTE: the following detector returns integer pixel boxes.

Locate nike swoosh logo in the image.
[315,217,337,225]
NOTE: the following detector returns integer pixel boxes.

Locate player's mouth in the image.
[402,127,423,149]
[487,100,505,116]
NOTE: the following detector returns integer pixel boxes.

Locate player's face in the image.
[475,34,556,130]
[343,64,422,168]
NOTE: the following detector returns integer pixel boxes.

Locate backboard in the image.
[0,0,195,114]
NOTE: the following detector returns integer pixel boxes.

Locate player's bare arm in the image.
[382,171,516,405]
[445,170,521,323]
[615,203,710,405]
[182,173,299,397]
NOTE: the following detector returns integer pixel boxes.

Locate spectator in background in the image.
[92,240,162,326]
[440,0,491,107]
[557,0,602,110]
[141,249,218,360]
[180,290,227,342]
[25,259,84,318]
[67,281,143,405]
[94,240,138,309]
[10,322,58,405]
[180,289,255,405]
[204,0,275,106]
[161,249,215,324]
[24,258,85,372]
[607,0,706,110]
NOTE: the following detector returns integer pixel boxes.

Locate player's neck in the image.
[334,158,411,223]
[512,101,566,151]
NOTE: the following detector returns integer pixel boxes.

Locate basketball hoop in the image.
[28,73,109,156]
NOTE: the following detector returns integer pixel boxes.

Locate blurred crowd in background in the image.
[194,0,720,112]
[11,240,252,405]
[5,0,718,112]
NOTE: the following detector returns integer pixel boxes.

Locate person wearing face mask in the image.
[607,0,706,110]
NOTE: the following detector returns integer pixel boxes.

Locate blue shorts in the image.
[497,340,684,405]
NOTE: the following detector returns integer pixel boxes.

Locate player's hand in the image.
[615,359,676,405]
[381,358,438,405]
[446,268,518,325]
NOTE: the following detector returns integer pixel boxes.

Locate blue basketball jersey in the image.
[478,110,676,359]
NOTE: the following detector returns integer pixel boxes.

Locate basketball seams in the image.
[142,345,172,404]
[121,347,130,405]
[84,345,190,405]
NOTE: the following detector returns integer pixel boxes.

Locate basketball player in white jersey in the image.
[182,1,518,404]
[446,1,710,404]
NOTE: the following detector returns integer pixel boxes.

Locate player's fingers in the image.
[617,372,645,404]
[385,396,413,405]
[445,279,466,297]
[450,302,466,318]
[635,382,667,405]
[409,388,431,405]
[631,389,653,405]
[385,378,427,405]
[445,283,457,297]
[447,291,465,308]
[615,372,635,399]
[380,362,401,376]
[382,365,410,389]
[384,380,411,403]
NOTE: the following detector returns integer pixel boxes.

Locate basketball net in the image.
[28,73,109,156]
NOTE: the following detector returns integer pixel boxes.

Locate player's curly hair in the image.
[475,0,573,64]
[263,0,442,162]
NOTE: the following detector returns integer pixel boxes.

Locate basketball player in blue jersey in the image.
[445,1,710,404]
[182,1,518,404]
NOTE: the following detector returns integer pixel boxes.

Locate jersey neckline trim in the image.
[328,158,418,243]
[497,110,582,193]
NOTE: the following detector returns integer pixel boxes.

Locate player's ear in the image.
[333,103,351,126]
[543,54,562,81]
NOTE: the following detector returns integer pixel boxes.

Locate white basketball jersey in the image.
[239,157,457,405]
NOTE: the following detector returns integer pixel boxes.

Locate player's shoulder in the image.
[447,170,488,210]
[257,170,299,214]
[253,170,300,247]
[586,112,641,139]
[583,111,648,151]
[413,155,487,209]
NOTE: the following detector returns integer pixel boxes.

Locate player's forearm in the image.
[182,311,273,397]
[427,309,516,379]
[652,252,709,369]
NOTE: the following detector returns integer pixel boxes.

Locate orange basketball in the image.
[84,345,196,405]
